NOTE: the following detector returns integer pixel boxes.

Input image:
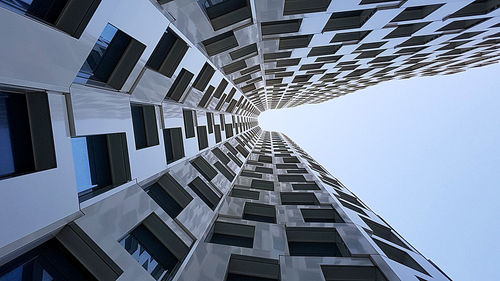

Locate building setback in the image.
[1,0,497,280]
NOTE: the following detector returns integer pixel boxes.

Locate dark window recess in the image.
[131,103,159,149]
[182,109,196,138]
[361,217,409,249]
[339,200,368,216]
[283,156,300,163]
[224,142,239,155]
[0,238,98,281]
[278,174,307,182]
[146,28,188,78]
[255,166,273,174]
[286,227,350,257]
[220,114,226,130]
[374,240,429,275]
[193,63,215,91]
[209,222,254,248]
[236,144,249,157]
[227,152,243,167]
[241,170,263,178]
[301,208,344,223]
[191,156,218,181]
[279,35,313,50]
[276,163,297,169]
[283,0,332,15]
[0,91,56,180]
[225,254,280,281]
[214,124,222,143]
[214,161,235,181]
[287,168,308,174]
[261,19,302,36]
[75,24,146,90]
[202,31,239,56]
[384,22,430,39]
[292,182,320,190]
[448,0,500,18]
[212,147,230,164]
[258,155,272,164]
[243,202,276,223]
[0,0,101,38]
[321,175,342,188]
[165,68,194,102]
[231,188,259,200]
[188,177,220,209]
[225,124,234,138]
[121,214,189,280]
[163,127,185,164]
[250,179,274,191]
[207,112,214,133]
[321,265,387,281]
[323,9,375,32]
[214,80,229,98]
[203,0,251,31]
[198,85,215,108]
[280,192,318,205]
[197,126,209,150]
[146,173,193,219]
[229,43,258,60]
[71,133,131,202]
[391,4,444,22]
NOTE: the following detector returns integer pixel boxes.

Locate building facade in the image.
[1,0,498,280]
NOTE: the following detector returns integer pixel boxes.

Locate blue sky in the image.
[259,63,500,281]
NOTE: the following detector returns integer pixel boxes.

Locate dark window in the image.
[191,156,218,181]
[165,69,194,102]
[193,63,215,91]
[280,192,318,205]
[373,240,428,275]
[243,202,276,223]
[225,254,279,281]
[163,127,185,164]
[145,173,193,218]
[203,0,251,31]
[214,124,222,143]
[207,112,214,133]
[276,164,297,169]
[212,147,230,164]
[292,182,320,190]
[197,126,208,150]
[300,208,344,223]
[255,166,273,174]
[209,222,254,248]
[230,188,259,200]
[258,155,272,163]
[121,215,189,280]
[225,123,233,138]
[75,24,146,90]
[0,239,98,281]
[131,103,159,149]
[182,109,196,138]
[277,174,306,182]
[283,156,300,163]
[188,176,220,209]
[0,91,56,180]
[283,0,331,15]
[146,28,188,78]
[214,161,235,181]
[250,179,274,191]
[286,227,350,257]
[241,170,263,178]
[0,0,101,38]
[227,152,243,167]
[321,265,387,281]
[361,217,409,249]
[71,133,130,202]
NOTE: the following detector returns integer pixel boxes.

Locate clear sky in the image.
[259,63,500,281]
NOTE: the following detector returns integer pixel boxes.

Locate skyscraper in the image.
[1,0,497,280]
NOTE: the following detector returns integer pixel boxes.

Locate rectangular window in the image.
[146,28,188,78]
[214,161,235,181]
[225,254,279,281]
[131,103,159,149]
[250,179,274,191]
[197,126,208,150]
[286,227,350,257]
[277,174,306,182]
[230,188,259,200]
[75,24,146,90]
[280,192,318,205]
[0,0,101,38]
[220,114,225,130]
[0,90,56,180]
[300,208,344,223]
[209,222,254,248]
[182,109,196,138]
[212,147,230,164]
[188,176,221,210]
[243,202,276,223]
[121,214,189,280]
[145,173,193,219]
[163,127,185,164]
[206,112,214,133]
[71,133,131,202]
[165,68,194,102]
[225,123,233,138]
[191,156,218,181]
[292,182,320,190]
[321,265,387,281]
[214,124,222,143]
[192,62,215,91]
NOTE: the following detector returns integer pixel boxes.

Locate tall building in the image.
[1,0,497,280]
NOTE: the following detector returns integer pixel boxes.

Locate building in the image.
[1,0,498,280]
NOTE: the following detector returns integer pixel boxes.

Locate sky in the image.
[259,63,500,281]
